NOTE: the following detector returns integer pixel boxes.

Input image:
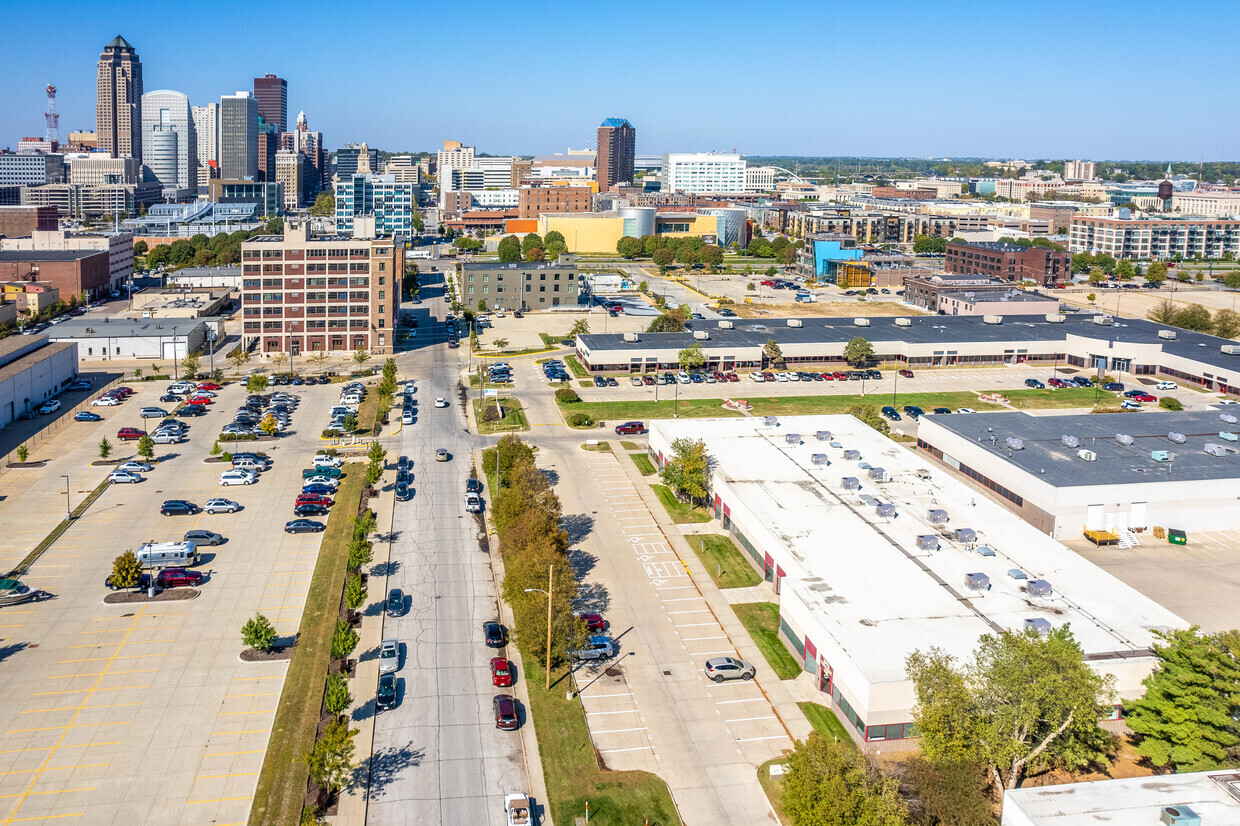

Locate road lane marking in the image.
[597,746,652,754]
[683,635,726,642]
[737,735,790,742]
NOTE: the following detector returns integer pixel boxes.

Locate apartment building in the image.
[944,240,1071,285]
[660,153,745,194]
[517,185,594,220]
[334,174,415,237]
[240,222,403,355]
[1069,215,1240,260]
[1063,160,1096,180]
[462,260,579,310]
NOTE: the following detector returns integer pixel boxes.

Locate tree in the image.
[264,216,284,235]
[678,342,706,370]
[896,756,995,826]
[747,237,772,258]
[347,537,373,572]
[905,627,1115,793]
[1125,627,1240,772]
[308,192,335,216]
[270,352,288,374]
[16,444,28,462]
[246,374,269,393]
[344,573,367,610]
[110,550,142,590]
[230,348,252,371]
[913,234,933,254]
[1116,260,1136,281]
[341,412,358,433]
[1173,304,1214,333]
[659,437,710,507]
[778,246,797,266]
[763,337,783,366]
[700,245,724,272]
[568,318,590,338]
[258,414,279,437]
[330,619,359,660]
[544,230,567,258]
[136,434,155,460]
[241,613,277,651]
[652,247,675,273]
[303,717,357,794]
[1087,269,1105,285]
[98,437,112,460]
[747,281,756,292]
[1147,299,1178,325]
[847,404,890,435]
[1160,396,1184,411]
[617,235,644,259]
[844,336,876,366]
[1071,251,1094,274]
[525,246,546,262]
[1215,309,1240,339]
[1225,271,1240,291]
[133,239,149,256]
[1145,261,1169,284]
[1086,293,1096,304]
[521,233,544,255]
[500,539,582,668]
[324,674,352,715]
[647,312,685,333]
[352,347,371,368]
[497,235,522,262]
[781,733,909,826]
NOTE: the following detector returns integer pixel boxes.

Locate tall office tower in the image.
[96,35,144,158]
[336,143,379,179]
[596,118,635,194]
[253,73,287,133]
[191,103,218,166]
[141,89,197,191]
[257,117,277,183]
[275,149,305,210]
[436,139,475,190]
[219,91,258,181]
[290,111,326,194]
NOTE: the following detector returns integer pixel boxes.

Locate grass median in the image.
[798,701,855,747]
[689,535,761,589]
[472,397,529,435]
[558,397,745,423]
[247,470,364,826]
[629,453,656,476]
[525,660,680,826]
[731,602,802,680]
[564,354,589,378]
[652,484,712,524]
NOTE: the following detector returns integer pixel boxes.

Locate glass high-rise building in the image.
[219,92,258,181]
[96,35,143,159]
[141,90,197,192]
[253,74,288,134]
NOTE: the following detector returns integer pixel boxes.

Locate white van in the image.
[340,393,363,406]
[136,541,198,568]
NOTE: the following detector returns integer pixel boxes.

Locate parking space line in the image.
[21,702,139,714]
[683,635,726,642]
[736,735,789,742]
[0,787,97,799]
[0,764,108,777]
[597,746,651,754]
[7,721,130,733]
[585,709,641,716]
[674,622,718,627]
[715,698,766,705]
[68,638,174,649]
[667,610,711,615]
[662,597,705,603]
[57,653,162,664]
[186,796,252,805]
[48,669,157,679]
[223,692,280,699]
[229,675,283,681]
[690,650,736,656]
[578,691,631,698]
[592,727,648,735]
[194,772,258,780]
[7,813,82,822]
[217,710,274,716]
[210,730,268,736]
[725,715,777,723]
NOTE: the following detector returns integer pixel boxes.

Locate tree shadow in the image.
[353,742,426,798]
[351,696,376,723]
[371,559,400,577]
[561,513,594,544]
[0,642,29,663]
[541,468,560,487]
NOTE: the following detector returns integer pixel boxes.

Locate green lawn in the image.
[798,702,855,747]
[524,661,681,826]
[558,397,745,423]
[758,758,792,826]
[581,441,612,452]
[629,453,657,476]
[565,354,589,378]
[248,471,364,826]
[690,535,762,589]
[731,602,802,680]
[652,484,712,524]
[472,397,529,434]
[1000,386,1104,408]
[618,440,640,451]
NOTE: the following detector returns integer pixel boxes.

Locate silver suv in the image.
[571,635,614,661]
[704,656,755,683]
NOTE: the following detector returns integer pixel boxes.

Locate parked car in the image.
[379,638,400,673]
[376,672,398,711]
[490,657,514,687]
[38,400,61,414]
[614,421,647,435]
[295,493,333,508]
[160,499,200,516]
[285,519,325,534]
[1156,381,1177,390]
[183,529,223,546]
[1103,382,1125,392]
[139,407,169,418]
[91,396,121,406]
[434,397,448,408]
[436,449,449,462]
[204,497,241,515]
[903,405,925,420]
[493,694,520,731]
[156,568,203,588]
[483,621,507,648]
[294,503,328,517]
[571,635,615,661]
[108,470,143,484]
[1024,379,1045,389]
[386,588,405,617]
[932,407,953,415]
[395,483,413,501]
[117,461,153,474]
[75,411,103,422]
[116,427,145,441]
[881,406,902,421]
[704,656,756,683]
[1133,393,1157,403]
[579,613,605,632]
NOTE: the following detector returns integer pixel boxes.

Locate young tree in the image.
[98,437,113,460]
[270,352,288,374]
[568,318,590,338]
[544,230,568,258]
[1145,261,1169,284]
[110,549,142,590]
[1116,260,1136,281]
[477,299,488,312]
[652,247,675,273]
[616,236,644,259]
[678,342,706,370]
[352,347,371,368]
[497,235,522,262]
[310,351,331,374]
[16,444,28,462]
[647,313,685,334]
[638,280,648,293]
[847,404,890,435]
[241,613,277,651]
[347,538,374,572]
[1225,271,1240,291]
[905,627,1116,793]
[181,353,200,378]
[258,414,279,437]
[303,717,357,794]
[492,338,509,351]
[341,412,358,432]
[324,674,353,715]
[525,246,546,262]
[763,338,783,365]
[344,573,367,610]
[1214,309,1240,339]
[1087,269,1105,285]
[136,434,155,460]
[782,734,909,826]
[245,374,269,393]
[699,245,724,272]
[330,619,359,660]
[747,281,756,292]
[1173,304,1214,333]
[1124,627,1240,772]
[658,437,710,507]
[229,348,252,371]
[844,336,876,366]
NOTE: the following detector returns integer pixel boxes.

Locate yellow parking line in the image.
[0,764,108,777]
[67,638,174,649]
[57,653,162,664]
[6,722,129,734]
[21,703,139,714]
[49,669,158,679]
[62,742,118,749]
[0,787,97,799]
[194,772,258,780]
[33,686,148,696]
[8,814,82,822]
[80,626,179,634]
[204,750,263,757]
[0,625,22,630]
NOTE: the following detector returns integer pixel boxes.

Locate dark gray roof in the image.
[922,410,1240,486]
[950,241,1030,252]
[938,290,1055,304]
[0,250,106,263]
[106,35,135,50]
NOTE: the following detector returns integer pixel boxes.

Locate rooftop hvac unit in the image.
[843,449,861,460]
[1027,579,1052,597]
[1061,434,1079,448]
[927,508,949,524]
[1160,804,1202,826]
[983,314,1003,324]
[1005,437,1024,451]
[815,430,831,441]
[869,467,891,482]
[1221,413,1239,425]
[1116,433,1134,446]
[718,320,734,329]
[894,317,912,326]
[786,433,801,445]
[1151,450,1173,462]
[1158,329,1177,340]
[811,453,829,466]
[787,319,803,327]
[1221,431,1239,442]
[1168,431,1187,444]
[854,318,871,326]
[1222,344,1240,355]
[623,332,639,342]
[964,572,990,591]
[1024,617,1053,635]
[1045,313,1066,323]
[692,330,710,340]
[954,527,977,542]
[1093,314,1113,325]
[976,545,996,557]
[764,416,778,426]
[876,503,896,518]
[1205,443,1227,457]
[841,476,860,490]
[917,535,939,551]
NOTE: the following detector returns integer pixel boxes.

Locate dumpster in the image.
[1168,529,1187,546]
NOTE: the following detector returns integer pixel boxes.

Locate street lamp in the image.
[524,563,555,690]
[61,475,70,521]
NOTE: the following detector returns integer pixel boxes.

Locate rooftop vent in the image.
[1093,315,1113,326]
[927,508,949,524]
[1061,434,1079,448]
[1151,450,1173,462]
[1116,433,1134,446]
[623,332,639,342]
[1045,313,1065,323]
[841,476,860,490]
[982,314,1003,325]
[1005,437,1024,451]
[1024,617,1052,635]
[917,535,939,551]
[976,545,996,557]
[718,319,733,329]
[1221,431,1239,442]
[1158,329,1177,340]
[1027,579,1052,597]
[787,318,803,328]
[869,467,891,482]
[894,317,912,326]
[1222,344,1240,355]
[815,430,831,441]
[811,453,829,466]
[854,318,871,326]
[965,572,990,591]
[1205,443,1227,457]
[954,527,977,542]
[763,416,778,427]
[1221,414,1239,424]
[1168,431,1187,444]
[786,433,801,445]
[1159,805,1201,826]
[692,330,709,340]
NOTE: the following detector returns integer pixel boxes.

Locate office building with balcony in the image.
[240,222,402,355]
[1069,215,1240,260]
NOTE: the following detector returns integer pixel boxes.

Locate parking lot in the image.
[0,378,345,825]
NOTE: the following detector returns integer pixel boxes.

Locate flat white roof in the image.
[1003,770,1240,825]
[652,415,1186,685]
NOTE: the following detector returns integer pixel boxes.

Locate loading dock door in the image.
[1085,505,1104,531]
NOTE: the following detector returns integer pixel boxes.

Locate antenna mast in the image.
[44,85,59,147]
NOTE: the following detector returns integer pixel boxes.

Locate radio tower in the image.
[44,84,59,148]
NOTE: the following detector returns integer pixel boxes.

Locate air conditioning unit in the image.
[787,319,803,327]
[983,314,1003,324]
[1116,433,1134,446]
[1168,432,1186,444]
[718,320,733,329]
[1160,804,1202,826]
[763,416,778,426]
[1024,617,1053,635]
[1151,450,1173,462]
[1005,437,1024,450]
[1222,344,1240,355]
[1061,434,1079,448]
[1221,431,1239,442]
[1222,414,1239,424]
[623,332,639,342]
[815,431,831,441]
[1158,329,1177,340]
[811,454,828,466]
[693,330,709,340]
[786,433,801,445]
[1204,443,1227,457]
[1093,315,1113,325]
[894,317,912,326]
[1045,313,1065,323]
[1077,448,1097,461]
[854,318,871,326]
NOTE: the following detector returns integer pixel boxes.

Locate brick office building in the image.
[944,240,1071,285]
[0,249,111,299]
[0,206,58,239]
[240,222,403,356]
[517,185,594,220]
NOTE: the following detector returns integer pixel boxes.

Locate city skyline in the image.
[2,1,1240,160]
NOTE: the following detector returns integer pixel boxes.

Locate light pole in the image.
[524,563,554,690]
[61,474,70,521]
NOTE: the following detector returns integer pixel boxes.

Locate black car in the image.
[386,588,405,617]
[395,483,412,501]
[717,308,736,317]
[293,503,329,517]
[376,672,398,711]
[1103,382,1124,392]
[284,518,326,534]
[106,572,153,591]
[179,405,207,417]
[593,375,607,387]
[932,407,953,415]
[483,620,507,648]
[902,405,925,419]
[159,394,180,403]
[881,406,902,421]
[606,377,618,387]
[466,478,483,494]
[398,455,412,473]
[183,529,223,546]
[1025,378,1045,389]
[160,499,200,516]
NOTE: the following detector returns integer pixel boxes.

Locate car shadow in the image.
[352,696,376,722]
[351,741,425,798]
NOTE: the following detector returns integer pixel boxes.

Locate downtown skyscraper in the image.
[596,117,635,194]
[219,91,258,181]
[96,35,144,158]
[253,73,288,134]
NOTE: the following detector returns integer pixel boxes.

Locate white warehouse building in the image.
[649,415,1186,748]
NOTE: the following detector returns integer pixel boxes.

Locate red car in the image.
[579,613,605,632]
[608,304,624,314]
[833,371,848,380]
[614,421,647,435]
[821,372,835,381]
[762,372,776,382]
[156,568,203,588]
[899,369,915,378]
[1047,378,1068,388]
[116,427,146,441]
[113,386,135,396]
[490,657,513,687]
[712,371,726,382]
[196,383,222,391]
[493,694,519,730]
[1133,393,1157,402]
[726,372,739,382]
[295,493,334,508]
[186,395,213,405]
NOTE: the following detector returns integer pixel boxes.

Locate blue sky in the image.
[2,0,1237,160]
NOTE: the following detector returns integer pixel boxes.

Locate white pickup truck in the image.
[505,793,530,826]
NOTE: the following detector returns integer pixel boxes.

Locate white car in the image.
[204,497,241,514]
[379,638,400,673]
[676,371,691,384]
[1155,381,1177,391]
[434,397,449,408]
[303,475,339,489]
[749,372,765,382]
[38,400,62,414]
[956,407,976,414]
[1218,399,1239,406]
[402,411,414,424]
[219,469,257,486]
[775,372,790,382]
[312,454,342,469]
[107,470,142,484]
[785,372,800,382]
[117,461,153,474]
[91,396,120,406]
